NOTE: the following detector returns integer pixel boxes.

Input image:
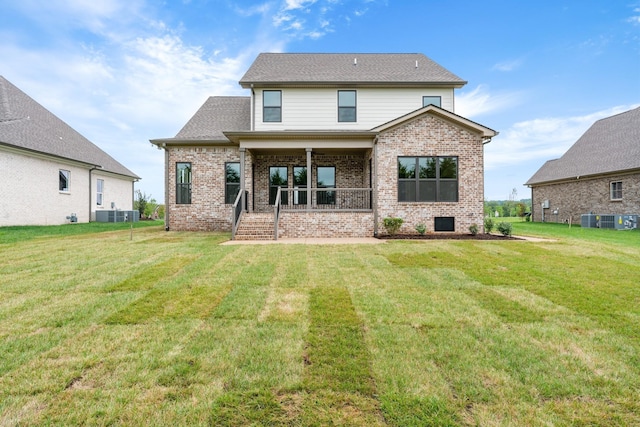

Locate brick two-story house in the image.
[151,53,497,239]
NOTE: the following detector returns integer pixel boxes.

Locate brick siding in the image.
[165,113,488,235]
[375,114,486,234]
[278,211,374,238]
[530,172,640,223]
[167,146,248,231]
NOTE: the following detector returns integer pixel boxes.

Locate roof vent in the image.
[353,57,357,66]
[415,60,418,68]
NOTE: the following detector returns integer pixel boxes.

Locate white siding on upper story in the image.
[254,87,455,131]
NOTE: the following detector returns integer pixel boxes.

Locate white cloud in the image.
[284,0,318,11]
[456,85,524,118]
[492,58,524,72]
[484,105,638,171]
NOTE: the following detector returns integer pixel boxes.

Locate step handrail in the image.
[273,186,282,241]
[231,190,244,240]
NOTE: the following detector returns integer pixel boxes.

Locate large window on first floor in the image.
[176,162,192,204]
[59,169,70,192]
[610,181,623,200]
[269,166,288,205]
[225,162,240,204]
[398,156,458,202]
[317,166,336,205]
[293,166,307,205]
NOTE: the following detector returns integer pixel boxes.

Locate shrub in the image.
[383,217,404,236]
[497,221,512,237]
[415,223,426,235]
[469,223,479,235]
[484,217,494,234]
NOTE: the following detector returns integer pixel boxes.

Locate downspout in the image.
[250,85,255,131]
[89,165,103,222]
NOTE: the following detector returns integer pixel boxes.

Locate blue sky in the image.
[1,0,639,203]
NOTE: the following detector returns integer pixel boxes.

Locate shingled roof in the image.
[174,96,250,141]
[0,76,139,178]
[526,107,640,185]
[239,53,466,88]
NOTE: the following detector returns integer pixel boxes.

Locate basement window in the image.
[434,217,455,232]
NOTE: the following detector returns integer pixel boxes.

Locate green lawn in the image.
[0,222,638,425]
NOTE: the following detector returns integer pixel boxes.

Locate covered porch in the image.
[225,131,378,239]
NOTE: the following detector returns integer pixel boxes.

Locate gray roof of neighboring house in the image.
[239,53,466,88]
[0,76,139,178]
[172,96,251,141]
[526,106,640,185]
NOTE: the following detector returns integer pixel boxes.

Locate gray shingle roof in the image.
[239,53,466,87]
[526,107,640,185]
[173,96,250,141]
[0,76,139,178]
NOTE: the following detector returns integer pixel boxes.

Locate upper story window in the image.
[176,162,192,204]
[610,181,622,200]
[96,179,104,206]
[423,96,441,108]
[338,90,356,122]
[263,90,282,122]
[59,169,70,192]
[398,156,458,202]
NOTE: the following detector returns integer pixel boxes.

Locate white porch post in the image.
[306,148,312,210]
[239,148,246,211]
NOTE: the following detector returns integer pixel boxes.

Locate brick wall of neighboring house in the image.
[167,146,249,231]
[530,172,640,223]
[252,153,369,212]
[278,211,374,238]
[375,113,486,234]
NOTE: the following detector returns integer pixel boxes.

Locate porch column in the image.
[306,148,312,210]
[372,138,378,236]
[239,148,246,211]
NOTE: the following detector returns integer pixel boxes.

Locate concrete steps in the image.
[234,213,275,240]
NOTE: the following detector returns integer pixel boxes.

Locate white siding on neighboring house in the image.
[91,171,135,221]
[0,148,90,226]
[254,87,455,131]
[0,147,136,226]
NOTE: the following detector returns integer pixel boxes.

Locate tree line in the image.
[484,199,532,218]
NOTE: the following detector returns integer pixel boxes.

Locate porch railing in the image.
[279,188,372,211]
[231,189,244,240]
[273,186,282,240]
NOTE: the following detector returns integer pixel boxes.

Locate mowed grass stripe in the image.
[105,248,241,324]
[305,286,376,395]
[106,256,195,292]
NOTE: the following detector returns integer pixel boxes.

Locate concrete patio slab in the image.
[221,237,385,245]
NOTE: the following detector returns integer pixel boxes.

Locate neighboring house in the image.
[0,76,139,226]
[526,106,640,224]
[151,53,497,238]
